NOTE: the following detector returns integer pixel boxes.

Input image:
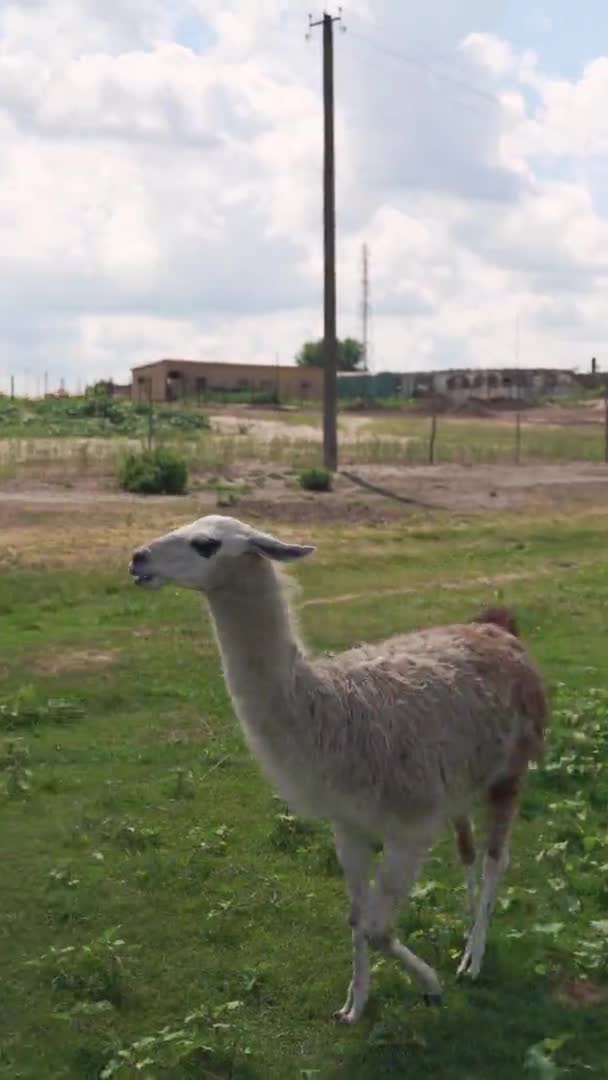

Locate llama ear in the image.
[249,536,315,562]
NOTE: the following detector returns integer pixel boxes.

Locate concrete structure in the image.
[131,359,324,404]
[407,368,578,405]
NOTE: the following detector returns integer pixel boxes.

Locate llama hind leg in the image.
[453,816,477,919]
[457,774,520,979]
[366,832,442,1004]
[332,824,374,1024]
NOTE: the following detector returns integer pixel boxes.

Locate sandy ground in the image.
[2,461,608,527]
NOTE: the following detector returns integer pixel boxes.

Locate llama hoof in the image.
[456,945,482,980]
[332,1007,360,1025]
[423,992,442,1007]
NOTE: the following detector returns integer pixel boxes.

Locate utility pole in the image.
[514,312,522,464]
[361,243,369,372]
[308,9,343,471]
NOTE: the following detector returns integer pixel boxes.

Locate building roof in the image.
[131,358,299,372]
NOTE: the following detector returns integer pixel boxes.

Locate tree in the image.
[295,337,365,372]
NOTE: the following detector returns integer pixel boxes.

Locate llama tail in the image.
[472,605,546,759]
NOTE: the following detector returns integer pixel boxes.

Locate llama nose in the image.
[131,546,151,569]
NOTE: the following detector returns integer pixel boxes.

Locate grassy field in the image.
[2,499,608,1078]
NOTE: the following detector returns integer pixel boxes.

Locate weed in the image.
[118,446,188,494]
[0,738,32,797]
[268,809,319,853]
[27,928,136,1008]
[100,1000,250,1078]
[109,820,162,853]
[166,766,196,800]
[299,466,332,492]
[0,688,84,731]
[215,481,246,508]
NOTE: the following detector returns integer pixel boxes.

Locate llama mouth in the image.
[129,564,158,587]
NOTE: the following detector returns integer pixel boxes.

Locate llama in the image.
[129,515,547,1024]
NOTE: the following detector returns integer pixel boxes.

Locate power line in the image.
[345,28,502,111]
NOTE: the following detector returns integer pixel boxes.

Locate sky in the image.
[2,1,608,392]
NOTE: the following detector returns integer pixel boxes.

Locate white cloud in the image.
[0,2,608,392]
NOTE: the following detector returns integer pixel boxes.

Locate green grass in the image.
[2,508,608,1077]
[360,414,608,464]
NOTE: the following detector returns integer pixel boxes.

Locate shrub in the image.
[118,448,188,495]
[299,466,332,492]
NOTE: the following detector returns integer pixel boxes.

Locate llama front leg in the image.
[332,824,373,1025]
[365,833,442,1004]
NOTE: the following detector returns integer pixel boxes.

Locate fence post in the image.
[429,402,437,465]
[147,380,154,452]
[514,373,522,464]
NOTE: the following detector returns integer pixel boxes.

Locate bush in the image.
[118,448,188,495]
[299,466,332,492]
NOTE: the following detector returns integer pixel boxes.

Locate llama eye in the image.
[190,538,222,559]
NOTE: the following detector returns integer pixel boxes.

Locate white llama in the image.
[129,515,547,1024]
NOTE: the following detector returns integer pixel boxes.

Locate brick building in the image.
[131,359,323,403]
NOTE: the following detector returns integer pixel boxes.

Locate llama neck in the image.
[206,559,304,721]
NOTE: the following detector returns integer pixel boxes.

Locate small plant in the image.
[215,481,245,508]
[27,928,136,1008]
[110,820,162,853]
[0,689,84,731]
[100,1000,248,1077]
[118,447,188,495]
[299,466,332,492]
[166,766,196,800]
[0,738,33,798]
[269,810,318,853]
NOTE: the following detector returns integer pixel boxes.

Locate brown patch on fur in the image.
[486,771,522,861]
[557,978,608,1008]
[510,665,548,761]
[453,817,476,866]
[464,614,548,763]
[33,648,119,675]
[472,606,519,637]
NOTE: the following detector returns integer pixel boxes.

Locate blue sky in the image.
[502,1,608,76]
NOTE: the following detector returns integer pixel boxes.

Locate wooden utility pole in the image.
[361,243,369,371]
[514,313,522,464]
[308,10,342,471]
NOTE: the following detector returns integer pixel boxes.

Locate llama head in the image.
[129,514,315,592]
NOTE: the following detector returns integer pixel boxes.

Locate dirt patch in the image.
[3,461,608,544]
[344,462,608,513]
[33,648,119,675]
[162,717,213,744]
[556,978,608,1008]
